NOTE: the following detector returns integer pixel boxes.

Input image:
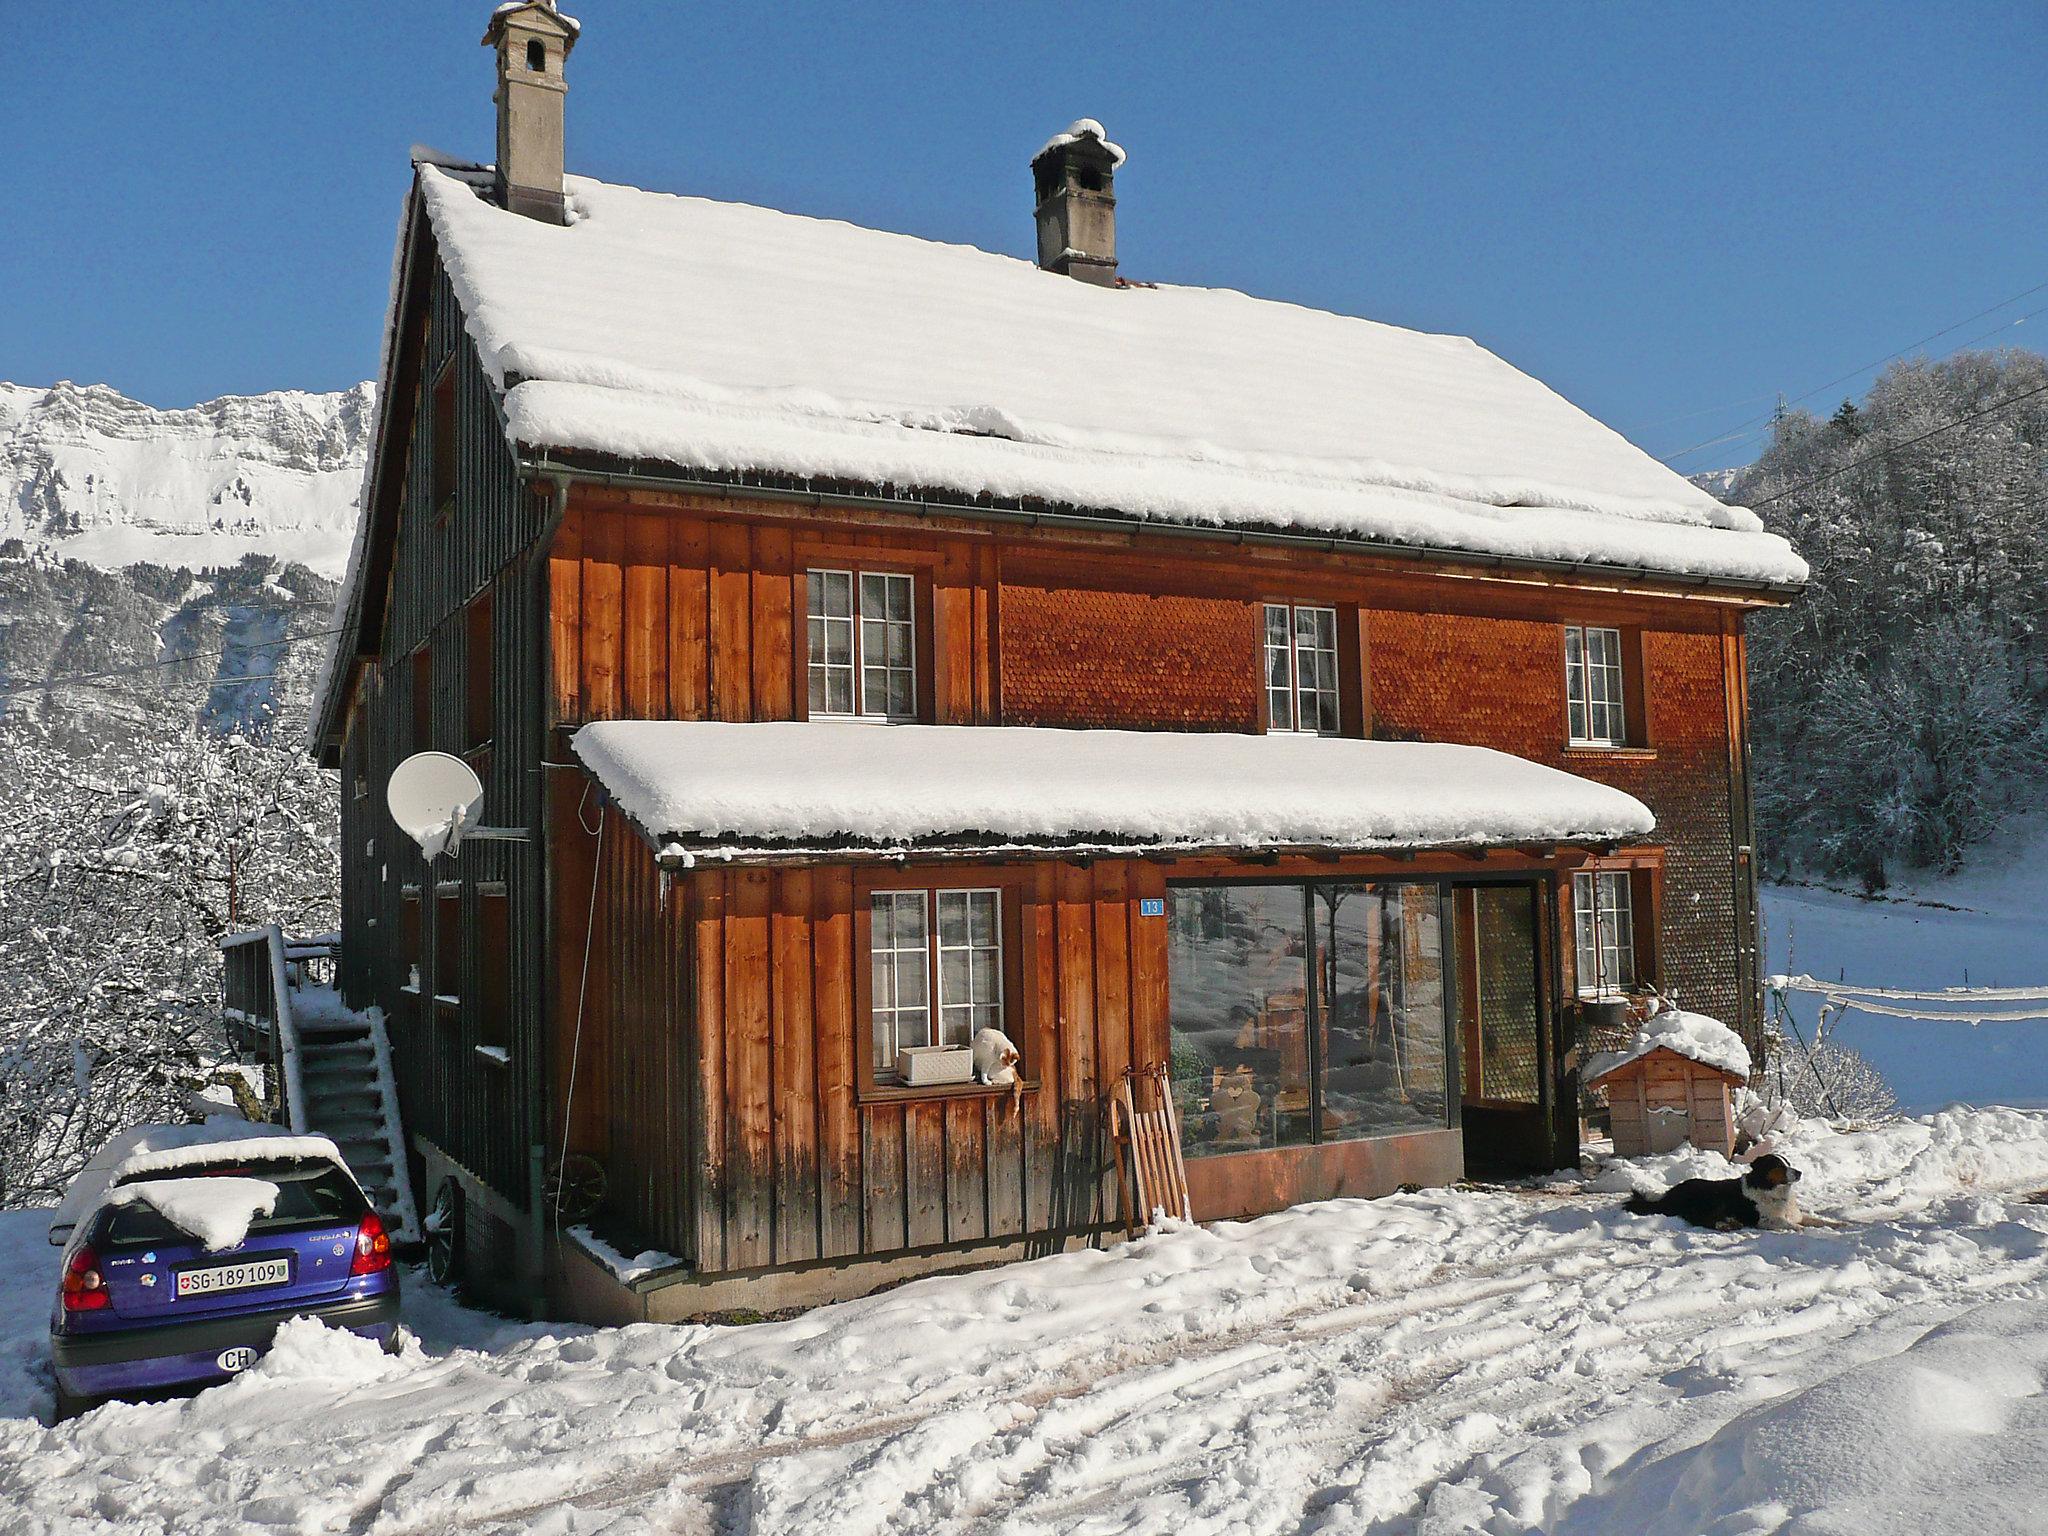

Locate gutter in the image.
[522,453,1807,603]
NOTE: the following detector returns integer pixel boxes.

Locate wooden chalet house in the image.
[309,1,1807,1320]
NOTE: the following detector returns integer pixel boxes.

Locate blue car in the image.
[49,1138,399,1418]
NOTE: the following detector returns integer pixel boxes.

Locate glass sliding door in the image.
[1168,880,1452,1160]
[1314,884,1449,1140]
[1166,884,1312,1155]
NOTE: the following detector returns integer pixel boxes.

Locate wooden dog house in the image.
[1587,1044,1744,1157]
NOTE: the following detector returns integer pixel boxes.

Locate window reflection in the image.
[1168,881,1453,1159]
[1166,885,1311,1154]
[1315,884,1448,1140]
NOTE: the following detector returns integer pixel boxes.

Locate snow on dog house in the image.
[304,3,1802,1324]
[1586,1010,1751,1157]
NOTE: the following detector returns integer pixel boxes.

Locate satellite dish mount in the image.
[386,752,528,860]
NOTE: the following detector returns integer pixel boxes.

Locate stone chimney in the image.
[482,1,580,224]
[1031,120,1123,286]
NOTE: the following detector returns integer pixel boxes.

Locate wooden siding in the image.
[559,830,1172,1270]
[338,258,553,1208]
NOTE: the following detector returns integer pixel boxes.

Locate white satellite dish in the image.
[386,752,487,860]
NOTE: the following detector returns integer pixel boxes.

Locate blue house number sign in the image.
[1139,898,1165,918]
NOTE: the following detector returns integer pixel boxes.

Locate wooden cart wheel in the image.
[544,1154,607,1222]
[425,1178,463,1288]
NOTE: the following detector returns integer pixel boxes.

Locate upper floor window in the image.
[1564,625,1627,747]
[808,569,915,719]
[1263,603,1339,735]
[869,888,1005,1083]
[1572,869,1638,998]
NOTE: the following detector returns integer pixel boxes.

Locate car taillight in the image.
[61,1247,109,1311]
[350,1212,392,1276]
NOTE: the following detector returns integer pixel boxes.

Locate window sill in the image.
[1563,744,1657,761]
[474,1044,511,1067]
[859,1078,1039,1107]
[807,713,920,726]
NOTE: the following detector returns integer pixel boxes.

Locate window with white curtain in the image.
[1572,869,1638,997]
[1263,603,1340,734]
[1564,625,1627,746]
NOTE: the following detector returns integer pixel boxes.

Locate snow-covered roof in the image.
[49,1117,347,1244]
[570,720,1655,858]
[415,166,1805,589]
[1586,1008,1752,1084]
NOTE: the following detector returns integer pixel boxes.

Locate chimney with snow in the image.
[1031,120,1123,286]
[483,1,579,224]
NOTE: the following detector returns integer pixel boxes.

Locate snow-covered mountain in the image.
[0,381,373,577]
[1688,465,1747,500]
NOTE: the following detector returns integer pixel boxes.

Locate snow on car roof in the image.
[570,720,1656,857]
[48,1118,347,1244]
[413,165,1805,589]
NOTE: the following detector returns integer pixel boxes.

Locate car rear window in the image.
[98,1161,369,1249]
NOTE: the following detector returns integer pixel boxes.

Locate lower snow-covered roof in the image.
[570,721,1655,858]
[1585,1009,1753,1084]
[417,166,1807,590]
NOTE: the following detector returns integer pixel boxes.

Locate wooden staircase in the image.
[221,928,420,1241]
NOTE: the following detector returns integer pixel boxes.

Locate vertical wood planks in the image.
[904,1101,947,1248]
[813,867,862,1257]
[582,512,624,720]
[710,522,752,721]
[1056,862,1101,1231]
[751,525,794,720]
[623,514,668,717]
[668,519,710,719]
[771,868,820,1263]
[863,1106,907,1253]
[944,1097,987,1244]
[725,869,773,1267]
[691,873,728,1270]
[1021,864,1061,1236]
[549,520,582,722]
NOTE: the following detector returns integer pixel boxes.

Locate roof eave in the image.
[522,449,1807,604]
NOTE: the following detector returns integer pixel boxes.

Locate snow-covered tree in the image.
[1739,348,2048,885]
[0,710,338,1207]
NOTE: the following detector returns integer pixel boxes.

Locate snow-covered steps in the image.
[294,1009,419,1242]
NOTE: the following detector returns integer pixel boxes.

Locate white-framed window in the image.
[869,888,1005,1080]
[807,569,915,719]
[1263,603,1340,734]
[870,890,931,1073]
[1564,625,1627,746]
[1573,869,1638,997]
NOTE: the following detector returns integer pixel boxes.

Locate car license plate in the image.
[175,1256,290,1298]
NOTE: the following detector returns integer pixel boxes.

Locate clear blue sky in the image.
[7,1,2043,471]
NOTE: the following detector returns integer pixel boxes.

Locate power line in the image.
[0,626,345,701]
[1674,302,2048,468]
[1656,276,2048,463]
[1749,379,2048,508]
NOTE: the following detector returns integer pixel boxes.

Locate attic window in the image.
[526,39,546,71]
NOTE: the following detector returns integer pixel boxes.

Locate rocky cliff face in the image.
[0,381,372,578]
[0,382,370,746]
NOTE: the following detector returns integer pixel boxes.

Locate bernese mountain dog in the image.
[1625,1153,1804,1230]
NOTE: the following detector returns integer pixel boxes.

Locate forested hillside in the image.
[1731,348,2048,887]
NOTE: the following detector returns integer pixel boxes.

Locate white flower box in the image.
[896,1045,973,1087]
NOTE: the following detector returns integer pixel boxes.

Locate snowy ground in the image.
[1764,818,2048,1114]
[6,1109,2048,1533]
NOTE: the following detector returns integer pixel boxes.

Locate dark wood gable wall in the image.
[339,258,554,1209]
